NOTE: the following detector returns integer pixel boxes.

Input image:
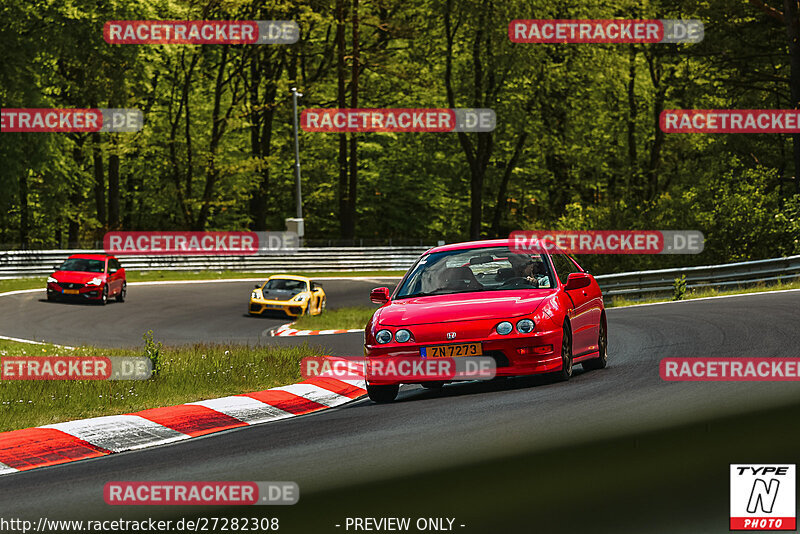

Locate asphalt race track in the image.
[0,278,396,350]
[1,285,800,533]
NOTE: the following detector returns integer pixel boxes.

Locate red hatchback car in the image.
[46,254,126,305]
[364,239,607,402]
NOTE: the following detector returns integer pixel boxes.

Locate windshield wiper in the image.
[396,291,434,299]
[397,288,487,299]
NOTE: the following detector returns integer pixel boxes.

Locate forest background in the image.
[2,0,799,274]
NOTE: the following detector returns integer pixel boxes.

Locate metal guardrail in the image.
[595,254,800,298]
[0,247,432,279]
[1,248,798,299]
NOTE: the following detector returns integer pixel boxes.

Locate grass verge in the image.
[0,337,321,432]
[0,270,405,295]
[292,306,376,331]
[606,276,800,308]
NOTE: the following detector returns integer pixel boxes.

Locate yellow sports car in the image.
[248,275,326,318]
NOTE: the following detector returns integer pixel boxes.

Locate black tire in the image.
[421,381,445,389]
[99,285,108,305]
[367,384,399,403]
[583,316,608,371]
[319,297,326,315]
[554,322,573,381]
[47,292,56,302]
[116,282,126,302]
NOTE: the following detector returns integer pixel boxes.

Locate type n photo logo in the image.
[730,464,796,530]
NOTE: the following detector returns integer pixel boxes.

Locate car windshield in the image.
[57,258,105,273]
[395,246,555,298]
[263,279,307,292]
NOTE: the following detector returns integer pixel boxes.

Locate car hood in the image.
[51,271,104,283]
[377,291,553,326]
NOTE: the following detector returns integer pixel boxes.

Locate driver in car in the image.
[509,257,549,288]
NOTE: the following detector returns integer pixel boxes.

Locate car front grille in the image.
[60,282,84,290]
[483,350,511,368]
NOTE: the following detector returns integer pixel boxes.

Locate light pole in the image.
[285,87,305,247]
[291,87,303,220]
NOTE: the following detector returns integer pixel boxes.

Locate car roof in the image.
[425,238,517,255]
[424,238,576,257]
[66,254,115,261]
[267,274,311,283]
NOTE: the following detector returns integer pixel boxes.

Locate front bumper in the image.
[248,298,307,317]
[47,283,103,300]
[364,328,563,385]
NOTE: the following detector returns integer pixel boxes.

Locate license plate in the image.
[63,289,79,295]
[422,343,482,358]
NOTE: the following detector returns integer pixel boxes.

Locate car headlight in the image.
[294,294,308,302]
[47,276,57,284]
[516,319,535,334]
[376,329,393,344]
[496,321,513,335]
[87,278,103,286]
[395,329,412,343]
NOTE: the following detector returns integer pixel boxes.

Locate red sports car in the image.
[46,254,126,305]
[364,239,606,402]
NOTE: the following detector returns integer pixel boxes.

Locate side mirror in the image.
[370,287,391,304]
[565,272,591,291]
[53,265,61,272]
[254,284,261,289]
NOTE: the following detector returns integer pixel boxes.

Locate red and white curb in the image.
[271,323,363,337]
[0,375,365,476]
